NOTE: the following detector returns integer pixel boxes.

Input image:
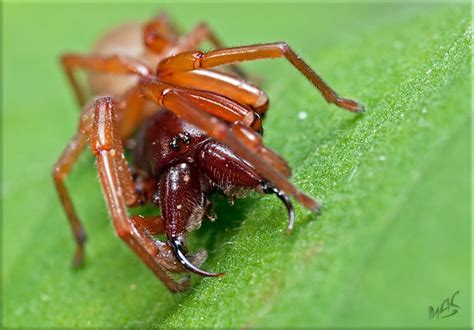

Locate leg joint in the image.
[91,143,115,156]
[95,96,114,109]
[52,166,64,180]
[193,51,204,69]
[75,228,87,244]
[276,42,290,54]
[196,22,209,32]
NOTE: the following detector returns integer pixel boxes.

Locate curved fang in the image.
[262,183,295,233]
[169,238,224,277]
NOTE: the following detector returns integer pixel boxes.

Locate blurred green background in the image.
[2,2,471,328]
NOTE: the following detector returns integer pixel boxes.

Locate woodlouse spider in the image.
[53,13,363,292]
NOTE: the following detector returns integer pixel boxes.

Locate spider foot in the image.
[71,246,85,268]
[335,97,365,113]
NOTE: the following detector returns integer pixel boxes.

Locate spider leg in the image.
[141,78,263,129]
[90,97,191,292]
[91,97,190,290]
[143,12,180,53]
[114,86,157,140]
[160,69,268,115]
[52,100,146,264]
[130,215,165,235]
[152,11,181,35]
[176,23,247,78]
[143,15,245,77]
[52,110,91,266]
[157,42,364,113]
[140,82,319,211]
[60,54,151,107]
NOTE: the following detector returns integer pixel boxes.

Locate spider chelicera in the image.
[52,13,363,292]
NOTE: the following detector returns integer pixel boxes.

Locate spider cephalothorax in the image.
[53,12,363,292]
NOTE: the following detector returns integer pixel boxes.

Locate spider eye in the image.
[170,136,180,151]
[169,133,192,152]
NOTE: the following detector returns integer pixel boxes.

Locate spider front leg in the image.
[90,97,191,292]
[53,100,186,290]
[157,42,364,112]
[160,69,269,115]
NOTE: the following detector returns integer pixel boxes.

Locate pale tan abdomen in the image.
[87,22,161,97]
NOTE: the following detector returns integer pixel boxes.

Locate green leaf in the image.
[3,3,471,328]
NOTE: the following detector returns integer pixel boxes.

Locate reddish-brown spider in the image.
[53,13,363,292]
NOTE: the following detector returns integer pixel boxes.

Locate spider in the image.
[53,13,363,292]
